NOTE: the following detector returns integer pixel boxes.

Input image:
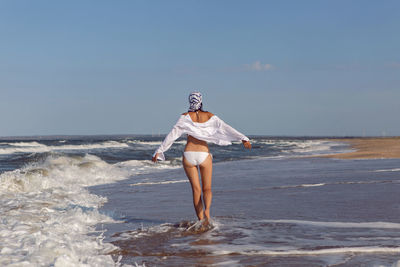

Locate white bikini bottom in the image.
[183,151,211,166]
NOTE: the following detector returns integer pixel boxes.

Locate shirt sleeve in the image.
[217,117,250,142]
[153,116,186,161]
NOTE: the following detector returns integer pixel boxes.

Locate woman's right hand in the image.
[242,140,252,149]
[152,153,159,163]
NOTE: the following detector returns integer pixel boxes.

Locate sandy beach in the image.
[324,137,400,159]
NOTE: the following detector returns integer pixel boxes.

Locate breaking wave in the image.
[0,141,129,155]
[0,153,168,266]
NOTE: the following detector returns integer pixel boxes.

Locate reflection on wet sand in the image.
[110,220,223,266]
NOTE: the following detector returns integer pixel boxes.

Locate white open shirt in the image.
[153,114,249,161]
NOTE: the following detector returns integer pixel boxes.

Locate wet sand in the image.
[324,137,400,159]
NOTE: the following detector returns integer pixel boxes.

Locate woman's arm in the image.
[152,116,185,161]
[217,117,251,149]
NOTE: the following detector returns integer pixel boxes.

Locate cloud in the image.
[244,61,274,71]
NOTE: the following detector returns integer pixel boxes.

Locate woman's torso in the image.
[183,111,214,152]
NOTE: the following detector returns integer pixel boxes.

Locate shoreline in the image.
[324,137,400,159]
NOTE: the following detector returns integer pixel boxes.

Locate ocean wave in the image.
[127,140,162,145]
[127,140,186,145]
[289,140,344,154]
[0,153,160,266]
[0,141,46,147]
[253,139,349,156]
[0,141,129,155]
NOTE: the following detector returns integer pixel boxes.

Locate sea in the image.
[1,135,400,266]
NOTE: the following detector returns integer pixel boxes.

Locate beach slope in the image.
[324,137,400,159]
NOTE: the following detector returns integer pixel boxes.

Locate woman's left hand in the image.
[152,153,159,162]
[242,140,252,149]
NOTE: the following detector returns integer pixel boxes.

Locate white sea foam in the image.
[0,141,46,147]
[211,245,400,256]
[260,219,400,229]
[127,140,186,145]
[211,260,240,266]
[115,218,220,242]
[273,179,396,190]
[130,179,188,186]
[0,141,129,155]
[300,183,325,187]
[374,168,400,172]
[0,154,157,266]
[127,140,162,145]
[116,223,175,240]
[254,139,349,156]
[275,183,326,189]
[203,219,400,259]
[116,159,179,172]
[185,218,400,261]
[290,140,342,154]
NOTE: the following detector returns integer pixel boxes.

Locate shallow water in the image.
[92,157,400,266]
[1,135,396,266]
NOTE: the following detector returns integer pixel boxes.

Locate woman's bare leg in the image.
[199,154,213,221]
[183,157,204,220]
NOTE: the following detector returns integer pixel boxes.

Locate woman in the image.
[152,91,251,223]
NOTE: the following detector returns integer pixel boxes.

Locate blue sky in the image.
[0,0,399,136]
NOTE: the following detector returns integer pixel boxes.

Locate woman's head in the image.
[188,91,203,112]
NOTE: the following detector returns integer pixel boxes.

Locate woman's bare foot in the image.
[201,219,209,228]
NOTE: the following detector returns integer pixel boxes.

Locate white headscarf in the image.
[188,91,203,112]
